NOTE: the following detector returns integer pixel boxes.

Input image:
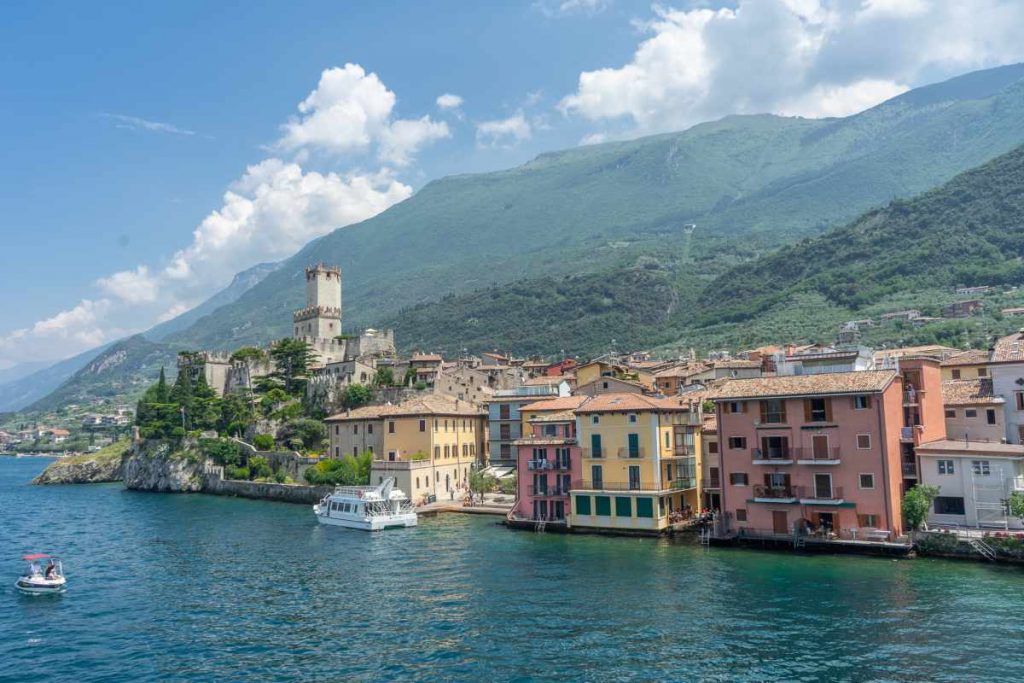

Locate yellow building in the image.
[569,393,704,533]
[324,395,486,505]
[574,361,655,392]
[939,349,991,381]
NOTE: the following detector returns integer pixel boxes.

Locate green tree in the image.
[902,484,940,531]
[374,367,395,386]
[469,469,496,498]
[253,433,275,450]
[219,393,255,436]
[250,455,273,479]
[278,418,327,452]
[269,338,317,396]
[341,384,372,409]
[1008,490,1024,521]
[230,346,267,363]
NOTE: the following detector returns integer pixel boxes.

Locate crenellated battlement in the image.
[293,305,342,323]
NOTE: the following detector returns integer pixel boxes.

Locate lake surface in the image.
[2,457,1023,682]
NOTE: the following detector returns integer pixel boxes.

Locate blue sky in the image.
[2,0,1024,369]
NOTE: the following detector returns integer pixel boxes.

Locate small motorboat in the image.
[15,553,66,594]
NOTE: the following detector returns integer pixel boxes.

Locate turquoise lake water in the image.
[2,457,1024,682]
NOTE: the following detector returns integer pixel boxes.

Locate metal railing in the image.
[752,447,793,461]
[527,460,554,471]
[752,484,797,499]
[582,448,603,459]
[572,479,659,492]
[617,447,646,459]
[794,446,841,461]
[706,477,721,489]
[529,485,570,496]
[804,485,844,500]
[670,477,697,490]
[902,461,918,476]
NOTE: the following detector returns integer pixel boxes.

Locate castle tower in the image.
[293,264,342,340]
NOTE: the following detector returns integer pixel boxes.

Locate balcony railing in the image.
[668,447,694,458]
[572,479,660,492]
[804,485,844,501]
[752,447,793,462]
[582,448,603,459]
[752,484,797,499]
[617,447,646,459]
[553,459,572,471]
[902,461,918,476]
[794,446,841,462]
[529,485,570,497]
[670,477,697,491]
[903,389,925,405]
[527,460,554,471]
[706,477,721,489]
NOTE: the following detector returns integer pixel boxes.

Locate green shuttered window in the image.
[575,495,591,515]
[615,496,632,517]
[595,496,611,516]
[636,497,654,518]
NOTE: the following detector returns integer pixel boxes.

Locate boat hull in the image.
[15,577,66,594]
[314,508,418,531]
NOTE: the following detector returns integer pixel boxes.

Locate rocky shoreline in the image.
[32,440,129,485]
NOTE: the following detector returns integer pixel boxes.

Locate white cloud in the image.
[0,299,117,364]
[97,266,160,304]
[560,0,1024,135]
[436,93,464,110]
[163,158,411,292]
[476,111,532,147]
[100,113,196,136]
[275,63,450,165]
[535,0,609,17]
[379,116,450,167]
[1,63,437,368]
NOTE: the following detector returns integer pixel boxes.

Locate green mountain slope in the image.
[165,63,1024,351]
[698,144,1024,327]
[27,336,181,412]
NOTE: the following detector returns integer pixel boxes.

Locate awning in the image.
[22,553,51,561]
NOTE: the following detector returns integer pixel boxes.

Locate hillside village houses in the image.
[163,262,1024,541]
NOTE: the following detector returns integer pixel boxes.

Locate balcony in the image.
[527,460,554,471]
[903,389,925,406]
[670,477,697,491]
[751,484,798,503]
[799,485,845,505]
[900,425,924,445]
[617,446,646,459]
[571,479,662,492]
[705,477,721,490]
[553,459,572,471]
[529,485,570,497]
[902,461,918,477]
[665,447,694,459]
[582,448,604,459]
[795,446,841,465]
[751,448,793,465]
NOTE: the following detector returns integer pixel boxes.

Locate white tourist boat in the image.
[313,477,417,531]
[15,554,66,594]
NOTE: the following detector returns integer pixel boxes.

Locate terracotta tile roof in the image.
[873,345,956,362]
[523,375,564,386]
[916,439,1024,457]
[712,359,761,369]
[530,410,577,423]
[991,331,1024,363]
[941,379,1003,406]
[410,353,443,362]
[326,395,485,421]
[575,393,693,414]
[655,363,706,379]
[707,370,897,400]
[519,396,589,413]
[702,415,718,433]
[940,349,991,367]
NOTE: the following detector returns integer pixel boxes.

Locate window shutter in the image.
[759,401,768,423]
[783,473,791,487]
[803,399,812,422]
[865,396,872,409]
[824,398,833,423]
[764,473,773,486]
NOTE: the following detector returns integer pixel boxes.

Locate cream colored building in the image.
[325,395,487,504]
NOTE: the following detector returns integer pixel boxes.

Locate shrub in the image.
[273,469,287,484]
[199,438,241,466]
[499,476,517,495]
[304,456,366,486]
[902,484,940,530]
[250,455,273,479]
[408,451,430,461]
[914,532,960,555]
[253,434,275,451]
[277,418,326,451]
[225,465,250,480]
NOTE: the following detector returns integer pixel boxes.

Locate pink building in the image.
[510,410,582,526]
[712,370,913,541]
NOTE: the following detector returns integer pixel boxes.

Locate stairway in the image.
[967,537,997,561]
[534,519,547,533]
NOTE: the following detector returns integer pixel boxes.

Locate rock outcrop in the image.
[33,441,129,485]
[122,440,204,493]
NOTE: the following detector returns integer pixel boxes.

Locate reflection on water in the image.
[2,458,1023,681]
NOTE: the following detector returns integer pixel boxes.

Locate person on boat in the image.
[45,560,57,579]
[28,561,41,577]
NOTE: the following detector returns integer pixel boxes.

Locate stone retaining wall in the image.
[203,473,332,505]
